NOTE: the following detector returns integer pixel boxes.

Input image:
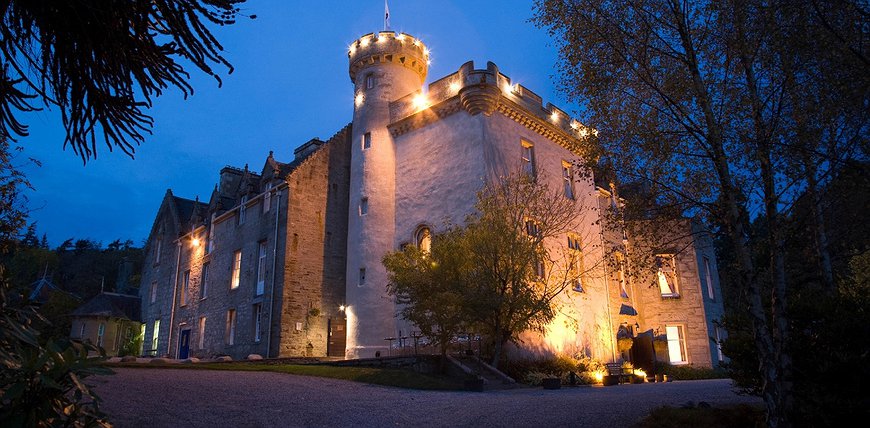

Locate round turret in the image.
[348,32,429,84]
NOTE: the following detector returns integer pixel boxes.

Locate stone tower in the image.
[345,32,429,358]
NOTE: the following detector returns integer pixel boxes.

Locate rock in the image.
[149,358,169,364]
[247,354,263,361]
[107,357,123,363]
[181,358,200,364]
[215,356,232,362]
[120,355,137,363]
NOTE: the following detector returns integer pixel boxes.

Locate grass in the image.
[103,361,463,391]
[636,404,765,428]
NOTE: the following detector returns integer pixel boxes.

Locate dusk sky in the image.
[22,0,576,247]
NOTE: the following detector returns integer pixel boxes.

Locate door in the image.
[327,318,346,357]
[178,329,191,360]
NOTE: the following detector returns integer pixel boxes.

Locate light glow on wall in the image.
[449,80,461,93]
[355,92,364,107]
[413,93,429,111]
[543,312,575,354]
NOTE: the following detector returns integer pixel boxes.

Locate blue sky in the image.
[22,0,576,247]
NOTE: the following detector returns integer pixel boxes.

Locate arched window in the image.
[415,227,431,254]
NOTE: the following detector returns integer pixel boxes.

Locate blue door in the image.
[178,329,191,359]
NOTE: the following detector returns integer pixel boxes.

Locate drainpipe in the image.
[599,212,617,363]
[168,240,182,358]
[266,189,281,358]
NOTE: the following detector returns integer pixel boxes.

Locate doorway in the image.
[178,328,191,359]
[327,318,346,357]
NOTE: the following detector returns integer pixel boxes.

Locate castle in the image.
[139,30,726,368]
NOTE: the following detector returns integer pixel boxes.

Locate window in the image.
[415,227,431,254]
[79,323,86,339]
[253,304,262,342]
[151,319,160,352]
[153,231,162,265]
[200,263,209,299]
[231,250,242,289]
[616,254,629,298]
[656,254,679,297]
[359,268,366,286]
[238,196,248,225]
[363,132,372,150]
[525,219,541,239]
[226,309,236,345]
[97,323,105,347]
[366,74,375,89]
[180,270,190,306]
[150,281,157,303]
[665,325,688,364]
[562,161,575,199]
[359,197,368,215]
[521,140,536,177]
[207,224,214,254]
[568,234,584,292]
[198,317,206,350]
[256,241,267,295]
[263,183,272,213]
[534,258,546,279]
[715,326,724,362]
[704,257,714,299]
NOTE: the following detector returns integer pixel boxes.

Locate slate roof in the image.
[72,292,141,322]
[28,277,78,304]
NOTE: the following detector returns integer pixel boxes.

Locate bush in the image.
[658,363,728,380]
[502,353,605,385]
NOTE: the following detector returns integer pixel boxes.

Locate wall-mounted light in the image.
[191,238,201,247]
[339,305,346,312]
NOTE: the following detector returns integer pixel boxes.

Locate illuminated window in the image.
[150,281,157,303]
[152,319,160,352]
[226,309,236,346]
[665,325,688,364]
[562,161,575,199]
[200,263,209,299]
[363,132,372,150]
[360,197,368,216]
[704,257,715,300]
[359,268,366,286]
[656,254,679,297]
[231,250,242,289]
[180,270,190,306]
[521,140,536,178]
[256,241,267,295]
[253,304,262,342]
[198,317,206,350]
[263,183,272,213]
[525,219,541,238]
[97,323,105,347]
[238,196,248,225]
[415,227,431,253]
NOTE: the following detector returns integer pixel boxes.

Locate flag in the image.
[384,0,390,31]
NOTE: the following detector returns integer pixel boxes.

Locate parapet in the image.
[348,32,429,84]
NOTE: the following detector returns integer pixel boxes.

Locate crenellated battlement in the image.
[387,61,598,157]
[348,32,429,84]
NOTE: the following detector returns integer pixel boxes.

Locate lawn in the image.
[636,403,765,428]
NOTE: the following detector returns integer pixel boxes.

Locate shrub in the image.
[658,363,728,380]
[502,353,605,385]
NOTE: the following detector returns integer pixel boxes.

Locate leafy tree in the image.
[0,0,252,161]
[534,1,867,426]
[384,228,470,371]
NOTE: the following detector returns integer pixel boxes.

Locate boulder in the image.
[215,356,232,362]
[120,355,137,363]
[247,354,263,361]
[181,357,200,364]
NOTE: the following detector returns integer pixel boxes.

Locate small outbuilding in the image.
[70,292,142,356]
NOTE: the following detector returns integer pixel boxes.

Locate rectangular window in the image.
[366,74,375,89]
[704,257,714,299]
[198,317,206,350]
[150,281,157,303]
[656,254,679,297]
[79,323,86,339]
[154,228,163,265]
[226,309,236,346]
[207,224,215,254]
[521,140,536,178]
[263,183,272,213]
[152,319,161,352]
[180,270,190,306]
[360,197,369,215]
[253,304,262,342]
[562,161,574,199]
[97,323,105,347]
[568,234,584,292]
[618,260,629,298]
[534,258,545,279]
[359,268,366,286]
[524,219,540,238]
[665,325,688,364]
[715,326,724,362]
[231,250,242,289]
[363,132,372,150]
[238,196,248,225]
[200,263,209,299]
[256,241,267,295]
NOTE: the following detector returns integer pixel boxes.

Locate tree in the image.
[0,0,252,162]
[534,1,867,426]
[383,228,470,371]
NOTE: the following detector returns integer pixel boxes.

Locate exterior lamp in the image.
[339,305,346,312]
[191,237,200,247]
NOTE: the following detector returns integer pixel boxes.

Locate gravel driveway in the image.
[94,368,760,427]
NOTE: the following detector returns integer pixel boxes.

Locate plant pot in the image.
[603,375,619,386]
[542,378,561,390]
[631,375,645,384]
[654,374,664,383]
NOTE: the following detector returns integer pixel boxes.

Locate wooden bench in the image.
[604,362,634,384]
